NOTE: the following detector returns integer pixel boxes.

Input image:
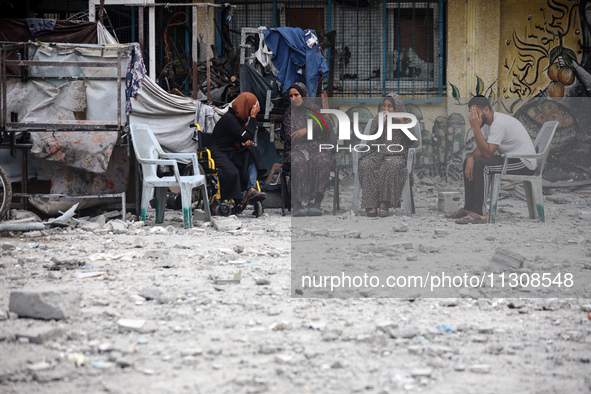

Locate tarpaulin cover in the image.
[240,63,277,114]
[0,19,97,44]
[264,27,329,97]
[0,19,98,75]
[2,43,131,204]
[5,43,130,174]
[129,76,202,154]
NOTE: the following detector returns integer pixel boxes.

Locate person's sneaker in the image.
[292,207,308,217]
[307,206,323,216]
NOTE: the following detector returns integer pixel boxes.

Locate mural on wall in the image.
[414,76,497,181]
[432,0,591,183]
[504,0,591,182]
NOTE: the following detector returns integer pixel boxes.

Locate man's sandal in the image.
[366,208,378,218]
[445,208,469,219]
[455,212,487,224]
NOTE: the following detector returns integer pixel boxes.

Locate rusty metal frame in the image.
[0,41,133,212]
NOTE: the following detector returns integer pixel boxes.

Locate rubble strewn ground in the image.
[0,181,590,393]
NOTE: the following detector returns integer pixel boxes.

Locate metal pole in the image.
[382,0,386,96]
[1,45,5,139]
[117,49,122,128]
[206,6,211,103]
[131,6,136,43]
[273,0,277,27]
[139,6,144,49]
[185,5,190,95]
[439,0,444,98]
[21,147,27,210]
[149,5,156,79]
[193,6,198,100]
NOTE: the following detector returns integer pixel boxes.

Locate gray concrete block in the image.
[17,324,64,344]
[104,219,128,234]
[213,215,242,232]
[32,362,74,382]
[9,288,81,320]
[438,192,461,213]
[490,248,526,272]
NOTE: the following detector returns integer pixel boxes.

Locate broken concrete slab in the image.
[139,288,162,300]
[16,324,64,344]
[9,288,82,320]
[32,362,75,382]
[438,192,461,213]
[79,220,101,232]
[104,220,128,234]
[490,248,526,272]
[212,216,242,232]
[50,256,83,270]
[117,319,157,333]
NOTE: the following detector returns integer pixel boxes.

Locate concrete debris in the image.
[117,319,157,333]
[468,364,491,374]
[411,368,433,378]
[438,191,461,213]
[139,288,162,300]
[9,288,81,320]
[32,362,75,382]
[104,220,128,234]
[49,256,83,270]
[212,215,242,232]
[79,220,101,231]
[1,242,17,251]
[16,324,64,344]
[45,203,79,227]
[490,247,526,272]
[0,181,588,393]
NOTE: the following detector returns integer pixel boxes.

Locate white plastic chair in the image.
[129,123,211,229]
[488,120,558,223]
[352,119,422,216]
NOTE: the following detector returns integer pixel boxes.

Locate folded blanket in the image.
[26,18,57,37]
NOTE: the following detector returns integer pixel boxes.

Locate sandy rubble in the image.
[0,181,590,394]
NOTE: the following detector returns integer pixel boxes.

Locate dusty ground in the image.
[0,180,590,394]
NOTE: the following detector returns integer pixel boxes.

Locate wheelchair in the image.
[186,123,264,218]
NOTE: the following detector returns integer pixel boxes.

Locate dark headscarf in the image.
[232,92,258,123]
[365,93,416,154]
[283,82,315,135]
[383,93,406,113]
[282,82,325,163]
[371,93,407,135]
[289,82,307,98]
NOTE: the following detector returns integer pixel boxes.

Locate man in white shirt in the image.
[446,95,537,224]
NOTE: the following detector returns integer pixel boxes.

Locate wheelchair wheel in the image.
[0,165,12,220]
[253,201,263,218]
[217,202,232,217]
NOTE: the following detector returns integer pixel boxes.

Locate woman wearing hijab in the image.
[282,82,332,217]
[209,92,267,211]
[358,93,418,217]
